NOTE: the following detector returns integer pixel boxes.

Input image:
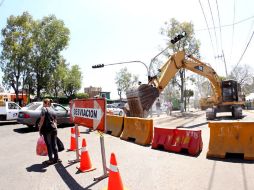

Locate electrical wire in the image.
[198,0,216,58]
[229,0,236,64]
[233,29,254,72]
[208,0,219,54]
[215,0,228,77]
[196,15,254,31]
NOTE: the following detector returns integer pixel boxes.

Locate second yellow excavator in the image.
[126,48,245,120]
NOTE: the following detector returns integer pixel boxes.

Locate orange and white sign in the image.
[70,98,106,131]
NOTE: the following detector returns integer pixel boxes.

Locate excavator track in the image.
[126,84,159,118]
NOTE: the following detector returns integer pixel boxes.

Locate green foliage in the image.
[0,12,34,102]
[0,12,72,100]
[160,18,200,111]
[184,89,194,98]
[63,65,83,98]
[161,18,200,56]
[74,92,89,99]
[115,67,139,96]
[31,15,70,98]
[47,57,69,97]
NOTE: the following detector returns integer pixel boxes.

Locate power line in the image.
[196,15,254,31]
[215,0,223,52]
[208,0,219,54]
[229,0,236,64]
[233,29,254,72]
[215,0,228,77]
[198,0,216,58]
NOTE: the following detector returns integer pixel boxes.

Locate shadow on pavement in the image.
[207,155,254,164]
[151,146,201,158]
[55,162,102,190]
[26,163,48,173]
[13,127,36,134]
[212,114,246,121]
[177,122,208,129]
[0,121,18,126]
[207,161,249,190]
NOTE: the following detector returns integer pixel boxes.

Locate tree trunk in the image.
[180,69,185,113]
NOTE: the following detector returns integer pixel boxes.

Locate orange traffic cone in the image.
[103,153,128,190]
[68,127,76,151]
[77,138,96,172]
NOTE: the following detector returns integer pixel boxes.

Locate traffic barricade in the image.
[207,121,254,160]
[106,114,124,137]
[152,127,175,150]
[120,117,153,146]
[152,127,203,156]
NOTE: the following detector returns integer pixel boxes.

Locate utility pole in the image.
[215,51,228,77]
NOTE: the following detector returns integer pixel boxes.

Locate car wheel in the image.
[119,111,123,116]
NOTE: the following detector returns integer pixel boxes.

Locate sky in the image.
[0,0,254,99]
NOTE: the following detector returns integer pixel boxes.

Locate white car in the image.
[0,101,21,121]
[106,104,124,116]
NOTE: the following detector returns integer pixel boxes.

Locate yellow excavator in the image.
[126,36,245,120]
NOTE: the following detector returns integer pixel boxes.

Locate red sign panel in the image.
[69,98,106,131]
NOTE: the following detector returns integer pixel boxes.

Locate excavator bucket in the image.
[126,84,159,118]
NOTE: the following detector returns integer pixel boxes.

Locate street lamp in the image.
[92,61,149,82]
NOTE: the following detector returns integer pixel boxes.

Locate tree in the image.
[160,18,200,112]
[31,15,70,99]
[47,57,69,98]
[184,89,194,111]
[115,67,139,99]
[0,12,34,104]
[63,65,82,98]
[229,64,254,95]
[75,92,89,99]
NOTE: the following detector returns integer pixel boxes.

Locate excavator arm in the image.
[126,51,222,117]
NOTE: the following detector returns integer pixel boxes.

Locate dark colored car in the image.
[17,102,73,129]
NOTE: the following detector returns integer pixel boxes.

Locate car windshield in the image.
[27,104,42,110]
[107,104,116,108]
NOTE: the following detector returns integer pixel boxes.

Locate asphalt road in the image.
[0,110,254,190]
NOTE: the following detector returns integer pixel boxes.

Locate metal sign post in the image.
[94,132,109,181]
[68,124,80,163]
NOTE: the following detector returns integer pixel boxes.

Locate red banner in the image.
[69,98,106,131]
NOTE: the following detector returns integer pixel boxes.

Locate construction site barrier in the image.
[152,127,203,156]
[106,115,124,137]
[207,121,254,160]
[120,117,153,146]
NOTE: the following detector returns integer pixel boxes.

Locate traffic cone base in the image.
[76,166,96,173]
[102,187,128,190]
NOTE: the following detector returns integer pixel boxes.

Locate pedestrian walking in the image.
[38,99,61,165]
[166,100,173,116]
[156,99,161,117]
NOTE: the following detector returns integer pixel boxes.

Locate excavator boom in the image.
[126,51,223,118]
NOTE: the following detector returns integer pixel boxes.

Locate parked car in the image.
[0,101,21,121]
[106,104,124,116]
[21,102,42,111]
[112,102,126,110]
[17,102,73,129]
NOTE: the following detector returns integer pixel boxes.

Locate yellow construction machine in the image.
[126,39,245,120]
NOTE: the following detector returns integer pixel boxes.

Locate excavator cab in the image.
[222,80,239,102]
